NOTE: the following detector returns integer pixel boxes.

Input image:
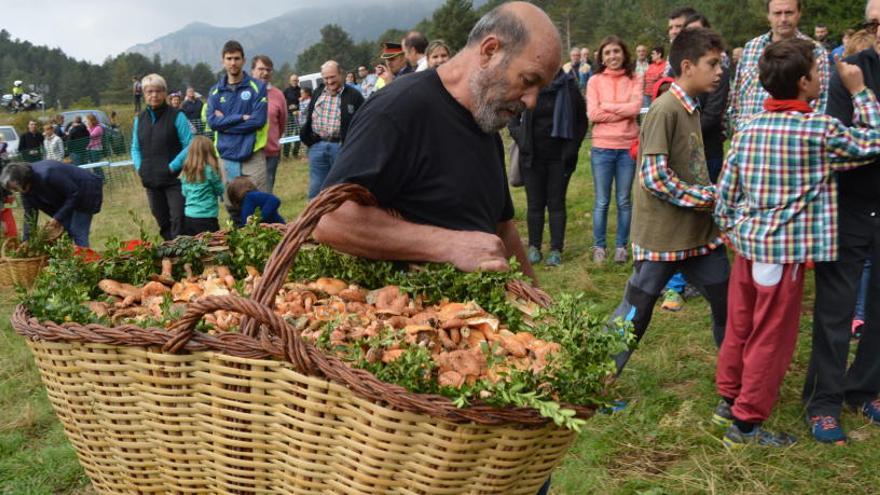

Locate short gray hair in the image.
[141,73,167,92]
[466,6,529,56]
[0,162,33,191]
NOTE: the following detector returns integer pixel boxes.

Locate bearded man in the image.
[314,2,562,284]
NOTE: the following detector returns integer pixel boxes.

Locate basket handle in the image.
[241,183,378,337]
[1,237,19,260]
[164,294,317,375]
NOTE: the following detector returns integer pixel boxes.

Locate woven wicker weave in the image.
[0,238,47,288]
[13,183,590,494]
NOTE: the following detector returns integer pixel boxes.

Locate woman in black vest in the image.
[131,73,194,240]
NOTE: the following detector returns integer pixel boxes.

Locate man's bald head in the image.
[466,2,561,61]
[321,60,342,93]
[453,2,562,133]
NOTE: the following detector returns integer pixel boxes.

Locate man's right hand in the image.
[445,230,509,272]
[838,60,866,95]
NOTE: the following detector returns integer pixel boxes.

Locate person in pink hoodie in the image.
[587,35,643,264]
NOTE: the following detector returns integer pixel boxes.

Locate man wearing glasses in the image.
[802,1,880,444]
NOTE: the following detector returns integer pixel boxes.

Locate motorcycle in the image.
[1,92,44,113]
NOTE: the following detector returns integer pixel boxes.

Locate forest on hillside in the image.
[0,0,866,108]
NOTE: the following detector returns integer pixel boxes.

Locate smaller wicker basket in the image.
[0,238,47,288]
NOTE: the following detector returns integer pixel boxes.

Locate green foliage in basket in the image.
[215,216,283,279]
[291,244,402,289]
[394,260,527,330]
[19,240,104,324]
[99,238,159,287]
[156,235,211,279]
[10,214,54,259]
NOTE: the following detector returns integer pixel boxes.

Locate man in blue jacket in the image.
[0,160,103,247]
[207,40,269,198]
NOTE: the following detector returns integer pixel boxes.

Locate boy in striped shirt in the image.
[713,38,880,447]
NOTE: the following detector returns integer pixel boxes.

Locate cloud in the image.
[3,0,318,63]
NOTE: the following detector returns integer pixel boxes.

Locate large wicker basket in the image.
[12,184,592,495]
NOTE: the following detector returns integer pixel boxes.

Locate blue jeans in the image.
[223,159,242,180]
[707,156,724,184]
[307,141,341,199]
[855,259,872,321]
[61,210,94,247]
[265,154,280,194]
[591,147,635,249]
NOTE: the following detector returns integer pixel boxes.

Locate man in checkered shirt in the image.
[714,39,880,447]
[300,60,365,199]
[727,0,830,134]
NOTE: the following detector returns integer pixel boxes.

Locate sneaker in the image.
[682,283,702,301]
[660,289,684,312]
[858,399,880,423]
[722,424,797,448]
[712,400,734,428]
[613,247,628,264]
[852,319,865,340]
[592,247,606,263]
[599,400,628,414]
[545,250,562,267]
[527,246,542,264]
[807,415,847,444]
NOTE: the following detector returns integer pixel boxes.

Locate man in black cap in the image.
[382,42,411,77]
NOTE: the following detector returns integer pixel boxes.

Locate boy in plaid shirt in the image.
[713,38,880,447]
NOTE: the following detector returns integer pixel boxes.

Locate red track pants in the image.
[716,254,805,423]
[0,207,16,238]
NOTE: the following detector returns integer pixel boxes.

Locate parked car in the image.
[299,72,324,91]
[60,109,126,157]
[0,126,20,159]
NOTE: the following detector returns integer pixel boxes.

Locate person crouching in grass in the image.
[713,38,880,447]
[608,28,729,376]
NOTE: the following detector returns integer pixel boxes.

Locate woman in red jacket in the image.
[642,46,667,108]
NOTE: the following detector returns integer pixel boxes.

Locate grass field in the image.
[0,139,878,494]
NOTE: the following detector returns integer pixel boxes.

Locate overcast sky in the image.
[2,0,327,63]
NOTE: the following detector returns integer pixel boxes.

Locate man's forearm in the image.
[313,201,509,273]
[313,201,449,263]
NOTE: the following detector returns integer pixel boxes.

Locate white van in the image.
[0,125,20,157]
[299,72,324,91]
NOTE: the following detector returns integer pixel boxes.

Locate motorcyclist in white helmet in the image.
[12,81,24,108]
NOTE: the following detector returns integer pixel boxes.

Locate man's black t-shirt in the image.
[323,69,514,234]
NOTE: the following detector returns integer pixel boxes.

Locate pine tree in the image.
[430,0,479,51]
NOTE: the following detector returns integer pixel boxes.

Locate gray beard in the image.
[468,65,526,133]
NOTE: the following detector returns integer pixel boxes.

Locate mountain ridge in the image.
[125,1,444,69]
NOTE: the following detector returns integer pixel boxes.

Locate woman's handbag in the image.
[508,141,523,187]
